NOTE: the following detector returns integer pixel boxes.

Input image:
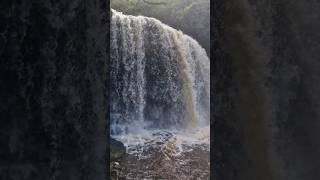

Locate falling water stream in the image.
[110,9,210,179]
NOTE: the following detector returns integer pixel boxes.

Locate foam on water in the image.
[112,126,210,159]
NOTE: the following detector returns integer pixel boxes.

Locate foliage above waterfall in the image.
[111,0,210,56]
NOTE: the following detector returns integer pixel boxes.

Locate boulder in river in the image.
[110,138,126,161]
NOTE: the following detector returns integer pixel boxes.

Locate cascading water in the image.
[111,9,210,133]
[110,9,210,179]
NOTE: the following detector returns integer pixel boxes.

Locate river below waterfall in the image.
[112,127,210,179]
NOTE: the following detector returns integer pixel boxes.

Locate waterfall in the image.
[110,9,210,135]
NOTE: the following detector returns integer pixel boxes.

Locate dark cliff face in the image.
[212,0,320,180]
[0,1,108,179]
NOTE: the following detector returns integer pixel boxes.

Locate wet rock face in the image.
[0,1,108,179]
[213,0,320,180]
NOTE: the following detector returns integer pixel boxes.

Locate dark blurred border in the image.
[0,0,109,179]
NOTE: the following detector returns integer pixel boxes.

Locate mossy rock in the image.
[110,138,126,161]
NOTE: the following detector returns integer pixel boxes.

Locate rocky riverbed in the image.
[110,128,210,180]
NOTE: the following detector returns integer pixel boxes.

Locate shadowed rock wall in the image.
[0,1,108,179]
[212,0,320,180]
